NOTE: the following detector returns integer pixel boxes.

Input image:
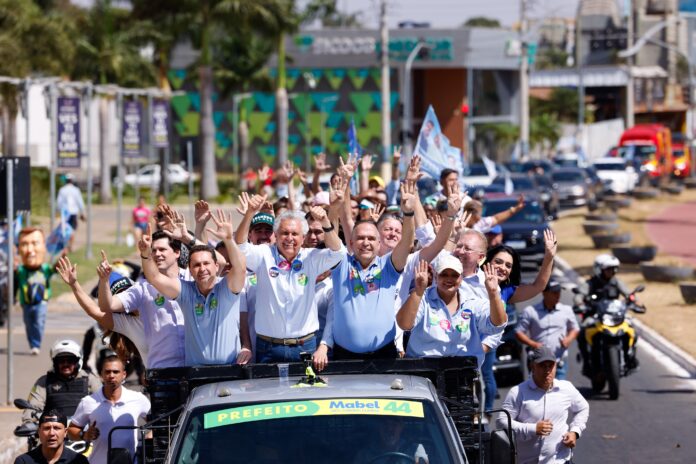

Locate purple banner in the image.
[56,97,81,168]
[151,99,170,149]
[122,100,143,157]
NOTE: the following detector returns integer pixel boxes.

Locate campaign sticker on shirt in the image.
[269,267,280,278]
[461,309,473,320]
[210,296,218,310]
[154,294,166,306]
[195,303,204,316]
[278,260,291,271]
[248,274,257,286]
[292,259,303,271]
[297,273,308,286]
[455,321,470,333]
[439,319,452,331]
[373,270,382,281]
[367,282,378,293]
[428,315,440,327]
[353,283,365,296]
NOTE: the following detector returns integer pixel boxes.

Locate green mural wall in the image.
[167,67,399,169]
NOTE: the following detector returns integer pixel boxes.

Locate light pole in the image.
[402,40,430,158]
[232,92,252,176]
[304,72,317,172]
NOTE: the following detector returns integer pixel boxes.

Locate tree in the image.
[303,0,363,28]
[0,0,76,157]
[71,0,157,203]
[530,113,561,152]
[530,88,578,123]
[463,17,501,28]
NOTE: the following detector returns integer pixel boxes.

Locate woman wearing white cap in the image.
[396,255,507,366]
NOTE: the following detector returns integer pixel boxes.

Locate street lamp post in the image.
[402,40,429,158]
[319,95,339,153]
[232,92,252,176]
[304,72,317,173]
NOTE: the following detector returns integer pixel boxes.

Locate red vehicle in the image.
[670,133,691,179]
[617,124,674,183]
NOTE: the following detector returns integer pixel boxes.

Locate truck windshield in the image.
[174,398,457,464]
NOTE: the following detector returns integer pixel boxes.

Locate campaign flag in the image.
[347,118,362,192]
[413,105,464,180]
[46,216,73,259]
[122,100,143,157]
[151,99,170,149]
[56,97,81,168]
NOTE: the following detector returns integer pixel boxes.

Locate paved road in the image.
[492,284,696,464]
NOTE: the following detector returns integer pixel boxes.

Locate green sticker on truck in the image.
[204,398,424,429]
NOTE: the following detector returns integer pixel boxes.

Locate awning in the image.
[530,65,668,88]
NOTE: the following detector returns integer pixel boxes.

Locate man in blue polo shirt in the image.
[140,211,251,366]
[314,181,417,366]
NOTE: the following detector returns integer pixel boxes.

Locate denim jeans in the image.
[22,301,47,349]
[482,349,497,412]
[255,335,317,363]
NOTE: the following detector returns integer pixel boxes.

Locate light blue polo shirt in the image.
[176,277,241,366]
[406,286,506,366]
[330,253,402,353]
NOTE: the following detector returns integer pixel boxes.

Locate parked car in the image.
[482,196,551,267]
[520,159,554,175]
[550,167,598,209]
[592,157,638,194]
[552,152,586,168]
[461,163,494,187]
[117,164,196,187]
[490,173,559,220]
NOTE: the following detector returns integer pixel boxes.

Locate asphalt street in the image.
[493,283,696,464]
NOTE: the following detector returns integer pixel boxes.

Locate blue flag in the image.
[414,106,464,181]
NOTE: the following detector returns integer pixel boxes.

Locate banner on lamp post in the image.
[122,100,143,157]
[151,99,170,149]
[56,97,81,168]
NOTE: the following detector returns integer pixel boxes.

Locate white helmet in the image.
[593,254,620,277]
[50,339,83,371]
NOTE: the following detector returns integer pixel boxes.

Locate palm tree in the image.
[71,0,157,203]
[0,0,76,156]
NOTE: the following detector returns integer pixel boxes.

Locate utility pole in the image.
[626,1,635,128]
[380,0,392,179]
[519,0,530,158]
[576,9,585,132]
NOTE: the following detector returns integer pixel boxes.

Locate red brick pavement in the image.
[645,199,696,266]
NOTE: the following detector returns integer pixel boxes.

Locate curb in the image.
[554,254,696,378]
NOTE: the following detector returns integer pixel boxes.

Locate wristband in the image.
[403,211,415,217]
[322,224,335,232]
[187,238,197,248]
[447,215,457,221]
[141,255,150,260]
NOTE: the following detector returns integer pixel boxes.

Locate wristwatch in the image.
[187,237,197,248]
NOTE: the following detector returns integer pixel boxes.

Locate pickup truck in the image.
[108,357,516,464]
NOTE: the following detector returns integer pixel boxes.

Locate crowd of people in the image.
[15,152,618,464]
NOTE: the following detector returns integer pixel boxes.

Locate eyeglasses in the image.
[459,247,484,254]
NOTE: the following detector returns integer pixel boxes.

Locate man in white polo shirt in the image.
[68,355,150,463]
[235,181,346,363]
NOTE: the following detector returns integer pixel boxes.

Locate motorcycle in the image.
[13,398,90,454]
[573,285,646,400]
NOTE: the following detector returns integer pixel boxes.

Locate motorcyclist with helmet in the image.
[18,339,101,429]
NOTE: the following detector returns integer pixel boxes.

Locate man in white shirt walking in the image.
[68,355,150,463]
[56,174,85,252]
[497,346,589,464]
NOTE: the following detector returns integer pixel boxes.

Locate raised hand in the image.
[206,209,235,242]
[258,165,270,183]
[329,175,345,205]
[308,205,328,223]
[314,153,330,172]
[162,209,188,242]
[279,161,294,182]
[483,262,499,293]
[337,153,360,180]
[515,194,525,210]
[392,146,402,163]
[98,249,113,279]
[194,200,212,226]
[400,180,417,214]
[454,210,472,233]
[294,167,308,184]
[236,192,250,216]
[414,260,430,293]
[138,225,153,258]
[260,200,274,215]
[360,154,375,172]
[544,229,558,257]
[405,154,423,183]
[56,256,78,286]
[368,203,385,223]
[447,183,464,216]
[246,193,268,216]
[430,213,442,234]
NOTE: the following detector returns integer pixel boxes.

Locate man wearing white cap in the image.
[397,255,507,366]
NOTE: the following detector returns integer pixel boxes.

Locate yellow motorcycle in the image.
[575,285,646,400]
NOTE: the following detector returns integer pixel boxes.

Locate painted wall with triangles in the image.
[167,67,399,170]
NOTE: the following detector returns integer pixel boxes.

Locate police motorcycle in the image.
[574,283,646,400]
[13,399,90,454]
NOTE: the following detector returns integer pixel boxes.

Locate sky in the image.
[337,0,581,28]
